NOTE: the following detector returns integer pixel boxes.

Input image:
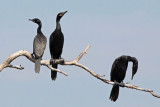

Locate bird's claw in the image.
[114,81,125,87]
[31,53,35,59]
[121,83,125,87]
[50,58,54,65]
[59,58,65,63]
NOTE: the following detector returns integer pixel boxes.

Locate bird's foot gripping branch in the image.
[0,45,160,99]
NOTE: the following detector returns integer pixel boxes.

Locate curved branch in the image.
[61,45,160,98]
[0,50,68,76]
[74,63,160,98]
[7,64,24,70]
[0,45,159,98]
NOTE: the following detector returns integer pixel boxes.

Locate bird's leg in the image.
[50,58,59,65]
[50,58,65,65]
[121,81,125,87]
[114,81,125,87]
[114,81,119,86]
[31,53,35,59]
[50,58,54,65]
[59,56,65,63]
[50,58,53,65]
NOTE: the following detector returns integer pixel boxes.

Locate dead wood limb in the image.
[7,64,24,70]
[0,50,68,76]
[0,45,159,98]
[61,45,160,98]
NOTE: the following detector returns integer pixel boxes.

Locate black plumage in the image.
[29,18,47,73]
[109,55,138,102]
[49,11,67,80]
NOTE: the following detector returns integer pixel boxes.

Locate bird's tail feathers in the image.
[35,58,41,73]
[51,63,58,81]
[109,84,119,102]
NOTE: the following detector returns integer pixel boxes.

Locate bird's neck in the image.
[126,56,132,62]
[37,23,42,34]
[56,19,61,30]
[127,56,137,64]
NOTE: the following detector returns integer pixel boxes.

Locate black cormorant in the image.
[49,11,67,80]
[109,55,138,102]
[29,18,47,73]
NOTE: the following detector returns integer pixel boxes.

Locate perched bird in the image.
[49,11,67,80]
[29,18,47,73]
[109,55,138,102]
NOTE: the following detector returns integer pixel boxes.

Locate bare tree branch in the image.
[61,45,160,98]
[0,50,68,76]
[47,65,68,76]
[0,45,159,98]
[75,45,91,62]
[7,64,24,70]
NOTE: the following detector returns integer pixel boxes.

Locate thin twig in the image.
[7,64,24,70]
[47,65,68,76]
[75,45,91,62]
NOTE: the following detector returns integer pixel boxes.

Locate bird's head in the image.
[29,18,41,25]
[56,11,67,22]
[131,57,138,80]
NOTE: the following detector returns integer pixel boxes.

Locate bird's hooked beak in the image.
[59,11,67,17]
[29,19,33,21]
[131,64,138,80]
[131,74,134,80]
[131,70,137,80]
[29,19,35,22]
[131,57,138,80]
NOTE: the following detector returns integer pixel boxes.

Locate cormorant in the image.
[109,55,138,102]
[29,18,47,73]
[49,11,67,80]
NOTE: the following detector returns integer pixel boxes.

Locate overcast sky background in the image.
[0,0,160,107]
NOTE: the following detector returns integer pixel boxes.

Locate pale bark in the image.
[0,45,159,98]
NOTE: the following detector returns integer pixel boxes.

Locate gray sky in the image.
[0,0,160,107]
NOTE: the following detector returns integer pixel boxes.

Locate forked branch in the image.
[0,50,68,76]
[0,45,159,98]
[61,45,160,98]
